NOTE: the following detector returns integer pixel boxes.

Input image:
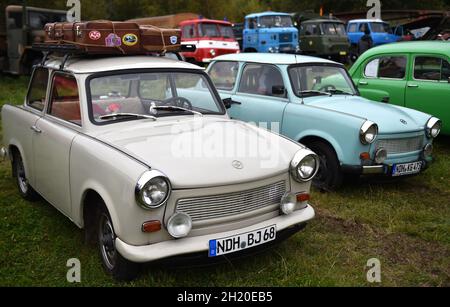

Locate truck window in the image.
[359,23,369,32]
[239,64,285,98]
[247,18,257,29]
[182,24,196,39]
[348,23,357,33]
[199,23,220,38]
[209,61,239,90]
[49,73,81,125]
[219,25,235,39]
[27,67,49,112]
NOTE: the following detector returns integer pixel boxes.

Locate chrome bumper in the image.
[361,165,385,175]
[0,147,8,161]
[115,205,315,263]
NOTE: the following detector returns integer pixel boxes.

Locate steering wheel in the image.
[318,84,337,92]
[162,97,193,110]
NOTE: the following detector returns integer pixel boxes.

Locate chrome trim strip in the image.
[361,165,385,174]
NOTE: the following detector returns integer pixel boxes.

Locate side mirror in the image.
[272,85,286,96]
[448,77,450,83]
[381,96,390,103]
[223,98,242,109]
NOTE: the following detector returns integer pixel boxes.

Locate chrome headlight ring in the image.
[135,170,172,210]
[290,150,320,182]
[360,121,378,145]
[426,117,441,139]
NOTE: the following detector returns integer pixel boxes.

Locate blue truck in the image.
[347,19,399,48]
[243,12,300,54]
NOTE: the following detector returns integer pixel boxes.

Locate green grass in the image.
[0,74,449,287]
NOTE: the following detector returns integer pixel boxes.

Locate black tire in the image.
[306,141,343,191]
[12,152,40,201]
[97,206,140,281]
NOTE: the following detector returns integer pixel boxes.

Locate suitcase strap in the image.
[141,25,168,53]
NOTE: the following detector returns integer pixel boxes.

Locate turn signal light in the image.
[142,221,162,233]
[296,193,310,203]
[360,152,371,160]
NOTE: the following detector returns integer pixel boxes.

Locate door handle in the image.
[359,81,368,85]
[30,125,42,133]
[407,84,419,88]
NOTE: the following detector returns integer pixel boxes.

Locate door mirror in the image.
[223,98,242,109]
[381,96,390,103]
[272,85,286,96]
[448,77,450,83]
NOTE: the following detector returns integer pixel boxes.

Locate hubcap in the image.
[99,214,116,270]
[16,158,28,193]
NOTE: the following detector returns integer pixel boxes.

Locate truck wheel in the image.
[306,141,343,191]
[97,206,140,281]
[13,152,39,201]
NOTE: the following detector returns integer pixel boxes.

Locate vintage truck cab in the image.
[243,12,300,54]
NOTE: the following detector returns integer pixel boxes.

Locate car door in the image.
[356,54,408,105]
[32,72,81,216]
[228,63,288,130]
[405,55,450,131]
[243,18,258,51]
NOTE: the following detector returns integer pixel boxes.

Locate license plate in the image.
[392,161,423,177]
[339,51,347,55]
[209,225,277,257]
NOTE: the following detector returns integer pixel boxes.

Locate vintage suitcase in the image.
[44,20,181,54]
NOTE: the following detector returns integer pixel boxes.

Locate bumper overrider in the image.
[116,204,315,263]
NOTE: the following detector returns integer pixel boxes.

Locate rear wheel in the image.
[97,206,140,281]
[13,152,39,201]
[306,141,343,191]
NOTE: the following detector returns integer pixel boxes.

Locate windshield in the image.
[289,65,357,97]
[219,25,235,39]
[321,23,346,36]
[370,22,393,34]
[199,23,221,37]
[89,71,224,123]
[259,15,293,28]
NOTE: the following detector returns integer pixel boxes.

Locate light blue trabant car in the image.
[207,53,441,190]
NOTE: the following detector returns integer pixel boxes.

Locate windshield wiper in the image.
[298,90,332,97]
[99,113,157,121]
[150,106,203,117]
[329,89,355,96]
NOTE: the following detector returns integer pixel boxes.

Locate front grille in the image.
[377,136,424,154]
[176,181,286,222]
[279,33,293,43]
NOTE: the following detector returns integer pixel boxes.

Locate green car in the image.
[297,18,350,62]
[349,41,450,135]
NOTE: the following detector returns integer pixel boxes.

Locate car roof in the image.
[348,19,385,23]
[245,11,292,19]
[179,19,232,26]
[360,41,450,57]
[212,53,338,65]
[302,19,344,24]
[43,55,203,74]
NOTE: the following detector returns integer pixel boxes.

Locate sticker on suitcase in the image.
[89,31,101,41]
[105,33,122,47]
[122,34,138,46]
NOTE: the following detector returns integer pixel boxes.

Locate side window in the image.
[209,61,239,91]
[238,64,285,98]
[248,18,257,30]
[414,57,443,81]
[348,23,357,33]
[364,59,379,78]
[7,12,23,29]
[48,73,81,125]
[182,24,195,38]
[379,56,406,79]
[27,67,49,112]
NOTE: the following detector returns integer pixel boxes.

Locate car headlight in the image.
[290,150,320,182]
[426,117,441,139]
[167,212,192,238]
[360,121,378,145]
[209,49,216,56]
[135,170,171,209]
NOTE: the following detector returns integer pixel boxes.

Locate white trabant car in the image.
[0,55,318,281]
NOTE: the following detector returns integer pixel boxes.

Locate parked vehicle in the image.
[243,12,300,54]
[0,53,317,281]
[207,53,441,190]
[130,14,240,64]
[347,19,399,55]
[0,5,67,74]
[349,41,450,135]
[296,18,350,62]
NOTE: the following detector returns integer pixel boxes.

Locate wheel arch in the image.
[298,133,343,163]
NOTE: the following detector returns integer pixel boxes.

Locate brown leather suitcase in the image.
[44,20,181,54]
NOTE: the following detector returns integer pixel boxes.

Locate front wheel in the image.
[13,152,39,201]
[97,207,140,281]
[306,141,343,191]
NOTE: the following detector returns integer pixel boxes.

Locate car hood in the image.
[305,95,431,134]
[89,117,302,189]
